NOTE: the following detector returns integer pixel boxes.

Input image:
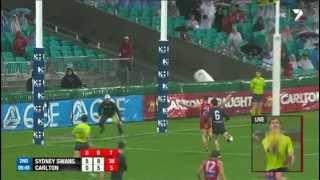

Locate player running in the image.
[97,94,124,135]
[197,150,227,180]
[209,98,233,153]
[199,97,213,151]
[250,71,265,116]
[72,114,91,157]
[262,118,294,180]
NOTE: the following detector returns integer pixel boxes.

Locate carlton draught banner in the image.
[144,86,319,120]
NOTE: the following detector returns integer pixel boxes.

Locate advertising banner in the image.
[1,95,143,130]
[144,86,319,120]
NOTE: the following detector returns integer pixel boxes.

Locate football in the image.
[227,135,234,142]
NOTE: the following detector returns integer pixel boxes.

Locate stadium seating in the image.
[72,1,320,77]
[1,29,112,74]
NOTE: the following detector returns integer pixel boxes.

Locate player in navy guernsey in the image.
[97,94,124,135]
[209,98,234,152]
[197,150,227,180]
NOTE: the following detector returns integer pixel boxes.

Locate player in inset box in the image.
[197,150,227,180]
[209,98,233,154]
[262,118,294,179]
[96,94,124,135]
[72,114,91,157]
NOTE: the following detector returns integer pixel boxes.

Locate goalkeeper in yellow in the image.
[250,71,265,116]
[262,118,294,180]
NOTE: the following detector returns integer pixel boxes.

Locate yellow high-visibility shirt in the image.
[250,77,265,95]
[72,123,91,143]
[262,133,294,171]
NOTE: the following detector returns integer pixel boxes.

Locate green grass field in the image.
[1,111,319,180]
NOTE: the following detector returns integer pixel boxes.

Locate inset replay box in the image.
[251,115,303,172]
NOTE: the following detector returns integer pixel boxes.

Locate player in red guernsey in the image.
[197,150,227,180]
[199,97,213,151]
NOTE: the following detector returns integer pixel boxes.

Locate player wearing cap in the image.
[72,114,91,157]
[197,150,227,180]
[97,94,124,135]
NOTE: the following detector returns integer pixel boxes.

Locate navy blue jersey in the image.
[209,107,229,125]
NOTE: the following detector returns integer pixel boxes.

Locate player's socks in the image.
[250,108,256,116]
[99,124,105,134]
[117,124,123,135]
[256,108,262,116]
[214,140,220,152]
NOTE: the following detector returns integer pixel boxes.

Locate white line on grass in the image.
[2,124,250,149]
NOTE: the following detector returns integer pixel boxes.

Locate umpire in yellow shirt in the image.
[262,118,294,175]
[250,71,265,116]
[72,114,91,157]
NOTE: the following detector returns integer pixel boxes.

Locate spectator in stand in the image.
[61,66,82,89]
[12,31,28,57]
[281,47,290,75]
[118,35,134,71]
[180,32,191,42]
[262,48,273,71]
[230,4,245,24]
[177,0,201,21]
[309,44,319,71]
[1,10,10,35]
[19,13,29,31]
[281,25,293,42]
[186,14,199,29]
[298,52,315,72]
[106,0,119,8]
[283,59,294,78]
[227,26,243,52]
[253,16,265,32]
[289,54,298,70]
[118,0,130,8]
[214,7,224,31]
[200,0,216,28]
[118,35,134,84]
[10,14,22,33]
[131,0,142,11]
[28,31,36,47]
[168,0,180,17]
[200,15,211,29]
[221,8,233,34]
[258,0,275,20]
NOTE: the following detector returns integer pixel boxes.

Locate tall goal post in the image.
[33,0,45,145]
[157,0,169,133]
[272,0,282,116]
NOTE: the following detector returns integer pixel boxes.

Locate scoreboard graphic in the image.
[16,149,120,172]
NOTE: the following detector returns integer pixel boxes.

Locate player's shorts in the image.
[74,142,89,151]
[101,113,120,124]
[212,124,226,135]
[200,118,211,129]
[252,94,264,103]
[269,167,289,172]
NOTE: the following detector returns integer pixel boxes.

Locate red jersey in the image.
[200,102,211,120]
[200,102,211,129]
[202,159,220,180]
